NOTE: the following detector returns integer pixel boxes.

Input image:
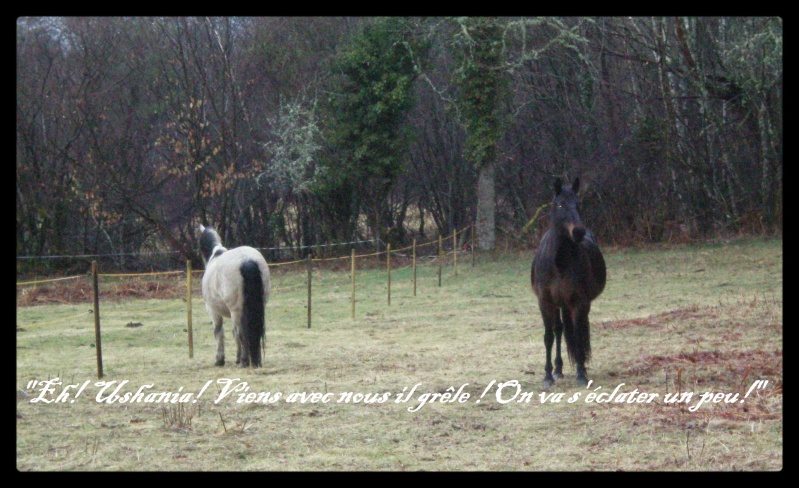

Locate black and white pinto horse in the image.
[199,225,270,367]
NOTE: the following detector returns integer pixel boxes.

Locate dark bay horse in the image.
[531,178,606,387]
[199,225,271,367]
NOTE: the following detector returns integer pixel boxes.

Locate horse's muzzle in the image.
[568,224,586,243]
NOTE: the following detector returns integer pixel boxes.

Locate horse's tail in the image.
[240,260,265,367]
[563,308,591,365]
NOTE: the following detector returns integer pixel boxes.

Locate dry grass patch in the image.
[17,237,782,471]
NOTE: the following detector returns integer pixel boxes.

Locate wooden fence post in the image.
[375,222,380,265]
[351,249,356,319]
[412,238,417,297]
[187,260,193,359]
[387,243,391,306]
[91,261,103,379]
[306,255,312,329]
[438,235,443,287]
[471,222,475,267]
[453,230,457,277]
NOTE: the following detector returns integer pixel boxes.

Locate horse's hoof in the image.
[575,376,588,387]
[543,378,554,389]
[553,371,563,380]
[215,359,225,366]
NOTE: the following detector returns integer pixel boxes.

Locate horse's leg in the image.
[231,312,249,367]
[571,303,591,386]
[540,300,558,389]
[553,308,564,380]
[212,314,225,366]
[233,327,242,365]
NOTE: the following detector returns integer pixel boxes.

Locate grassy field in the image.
[16,237,782,471]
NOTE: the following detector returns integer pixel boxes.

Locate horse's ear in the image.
[554,178,563,196]
[572,177,580,193]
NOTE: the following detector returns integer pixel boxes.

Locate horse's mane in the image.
[199,225,223,264]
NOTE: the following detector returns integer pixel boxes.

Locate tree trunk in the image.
[476,163,496,250]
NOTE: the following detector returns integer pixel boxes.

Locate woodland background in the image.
[16,17,782,273]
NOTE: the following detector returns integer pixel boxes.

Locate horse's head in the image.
[551,177,586,244]
[199,225,226,265]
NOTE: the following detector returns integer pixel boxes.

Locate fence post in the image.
[375,223,380,265]
[387,243,391,306]
[187,260,193,359]
[351,249,356,319]
[471,221,475,267]
[91,261,104,379]
[412,238,417,297]
[306,255,312,329]
[438,235,442,287]
[453,230,458,276]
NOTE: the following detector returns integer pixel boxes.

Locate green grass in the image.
[16,237,782,471]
